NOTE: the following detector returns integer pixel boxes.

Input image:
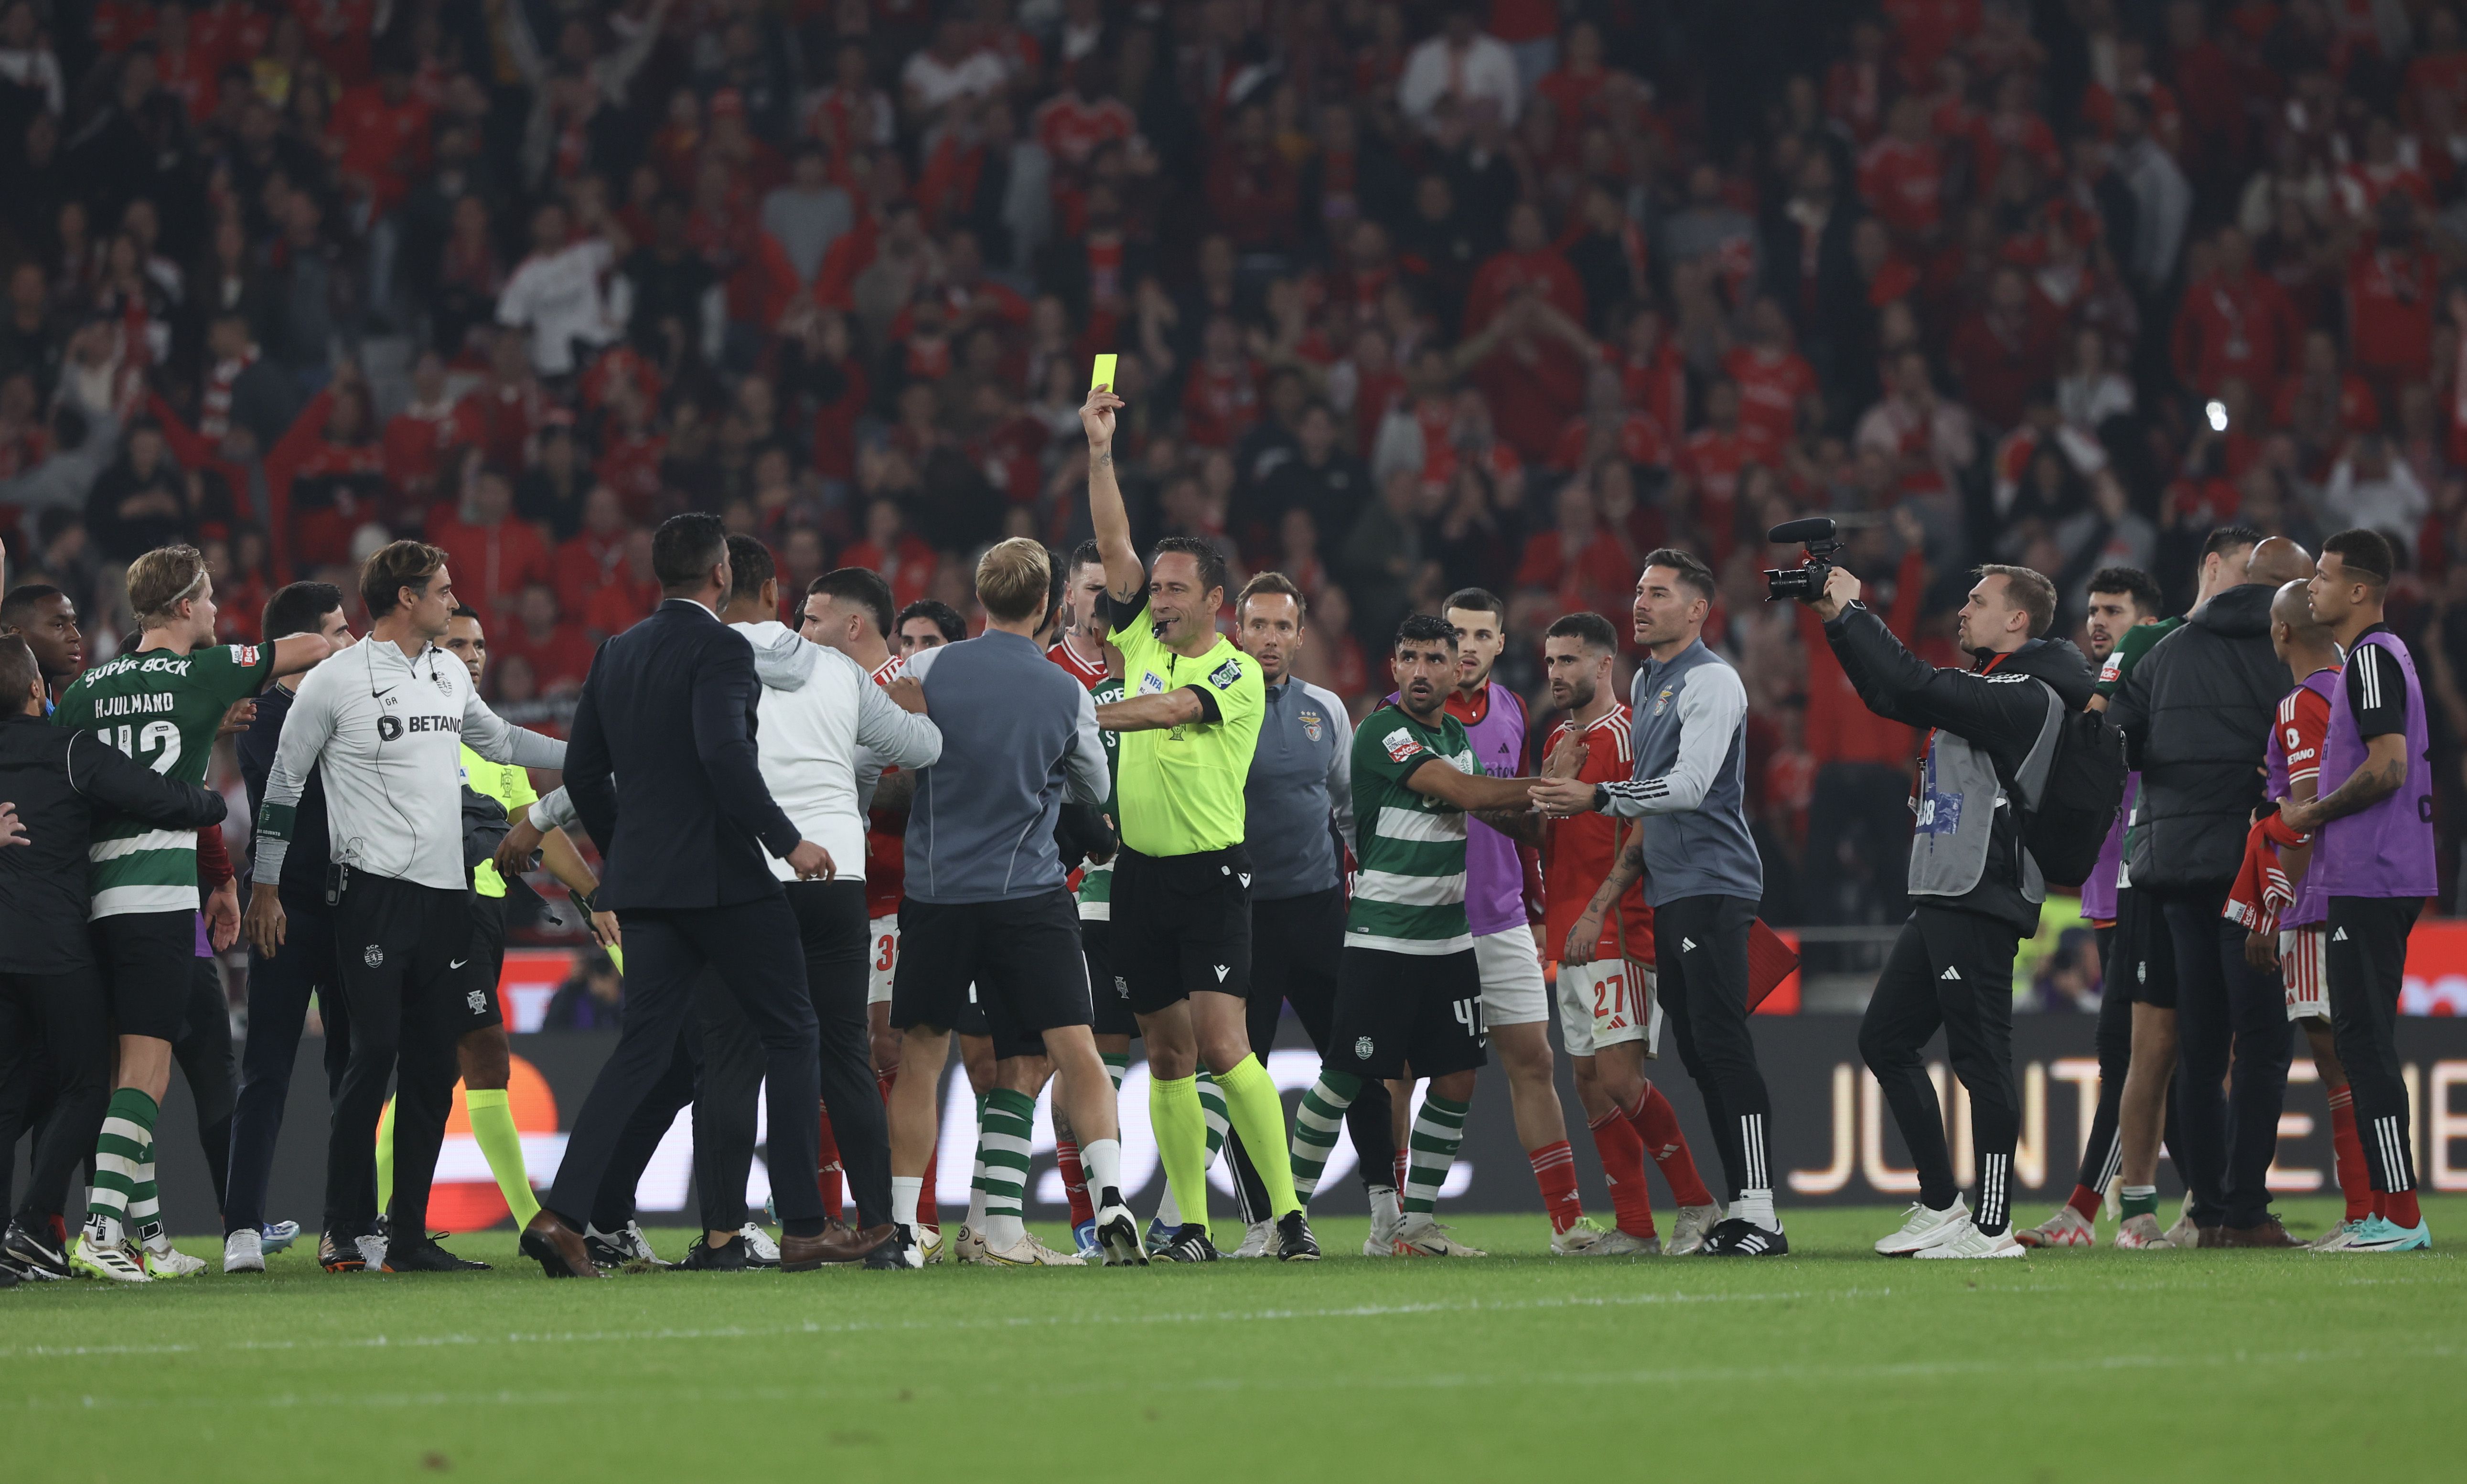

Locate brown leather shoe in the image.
[520,1211,602,1278]
[781,1220,894,1270]
[2196,1225,2229,1249]
[2223,1215,2298,1248]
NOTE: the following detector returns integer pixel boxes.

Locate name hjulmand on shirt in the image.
[53,641,275,918]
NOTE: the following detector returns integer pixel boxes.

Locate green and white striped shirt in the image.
[53,641,274,918]
[1077,674,1124,920]
[1344,704,1473,955]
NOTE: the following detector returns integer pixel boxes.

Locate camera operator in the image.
[1809,560,2094,1260]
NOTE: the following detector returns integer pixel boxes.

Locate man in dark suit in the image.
[520,513,881,1276]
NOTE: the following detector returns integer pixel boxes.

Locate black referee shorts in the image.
[1326,945,1485,1082]
[93,909,199,1041]
[892,890,1092,1060]
[1079,918,1140,1038]
[1109,844,1253,1014]
[446,894,509,1036]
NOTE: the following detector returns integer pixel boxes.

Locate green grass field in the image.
[5,1197,2461,1482]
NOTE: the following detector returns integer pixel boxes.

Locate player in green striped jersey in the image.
[50,546,330,1280]
[1287,615,1539,1257]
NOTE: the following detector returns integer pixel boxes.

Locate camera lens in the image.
[1764,567,1811,601]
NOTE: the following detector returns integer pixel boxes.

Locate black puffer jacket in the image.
[1826,603,2098,932]
[2110,581,2291,892]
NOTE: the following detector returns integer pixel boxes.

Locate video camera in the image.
[1764,517,1844,602]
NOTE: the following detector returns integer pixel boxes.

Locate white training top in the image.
[253,638,566,892]
[732,620,944,884]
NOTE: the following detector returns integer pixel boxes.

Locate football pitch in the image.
[5,1197,2460,1482]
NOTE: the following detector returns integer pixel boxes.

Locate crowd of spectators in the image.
[4,0,2467,929]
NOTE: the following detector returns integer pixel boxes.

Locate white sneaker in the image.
[1875,1197,1972,1256]
[1912,1220,2027,1260]
[1092,1202,1147,1267]
[1226,1219,1274,1259]
[1555,1218,1659,1256]
[915,1223,945,1266]
[1363,1188,1402,1257]
[1393,1212,1487,1257]
[2015,1204,2095,1249]
[2307,1217,2366,1252]
[951,1224,988,1264]
[738,1222,782,1267]
[1666,1203,1724,1257]
[69,1228,150,1283]
[2113,1213,2176,1250]
[977,1229,1085,1266]
[888,1222,928,1268]
[142,1239,208,1278]
[223,1228,266,1274]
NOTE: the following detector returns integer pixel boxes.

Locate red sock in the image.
[1625,1084,1714,1208]
[2385,1189,2421,1228]
[877,1068,897,1102]
[2372,1188,2386,1220]
[2326,1087,2373,1222]
[1057,1138,1094,1226]
[1586,1108,1658,1238]
[1528,1141,1584,1234]
[816,1107,844,1221]
[2066,1184,2102,1222]
[1394,1150,1408,1194]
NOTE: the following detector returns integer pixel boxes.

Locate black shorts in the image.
[1109,844,1253,1014]
[448,894,508,1035]
[892,890,1092,1060]
[1326,946,1486,1081]
[93,910,201,1042]
[333,875,471,1037]
[2113,886,2177,1010]
[1079,918,1140,1038]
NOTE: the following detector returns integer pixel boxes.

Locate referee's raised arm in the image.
[1082,382,1144,609]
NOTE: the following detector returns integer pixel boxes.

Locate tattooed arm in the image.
[2281,733,2409,833]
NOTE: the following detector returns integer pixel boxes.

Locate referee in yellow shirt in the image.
[374,605,620,1258]
[1081,383,1315,1262]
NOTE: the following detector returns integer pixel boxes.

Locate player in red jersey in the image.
[802,566,946,1253]
[1538,612,1723,1255]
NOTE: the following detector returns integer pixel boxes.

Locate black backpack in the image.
[2018,691,2127,888]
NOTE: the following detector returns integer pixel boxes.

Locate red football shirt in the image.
[1541,706,1655,964]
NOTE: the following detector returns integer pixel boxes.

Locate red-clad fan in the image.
[1537,610,1718,1253]
[2172,225,2303,399]
[380,351,463,505]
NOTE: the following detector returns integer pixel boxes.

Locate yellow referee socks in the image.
[1215,1055,1301,1218]
[1150,1072,1210,1237]
[464,1088,541,1228]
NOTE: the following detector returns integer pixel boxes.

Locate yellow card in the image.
[1090,353,1117,392]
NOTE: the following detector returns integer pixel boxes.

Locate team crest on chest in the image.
[1300,709,1323,741]
[1652,686,1674,716]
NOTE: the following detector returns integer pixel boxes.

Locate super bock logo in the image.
[363,944,384,968]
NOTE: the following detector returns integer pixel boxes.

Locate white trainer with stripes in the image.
[1912,1221,2027,1260]
[1875,1197,1972,1256]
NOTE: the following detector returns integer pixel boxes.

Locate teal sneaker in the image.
[2329,1215,2430,1253]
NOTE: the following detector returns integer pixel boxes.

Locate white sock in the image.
[1370,1186,1401,1230]
[1155,1179,1182,1229]
[982,1211,1025,1248]
[1081,1137,1122,1204]
[892,1175,922,1229]
[1733,1189,1778,1230]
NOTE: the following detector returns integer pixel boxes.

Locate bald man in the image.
[2109,532,2307,1247]
[2249,579,2377,1246]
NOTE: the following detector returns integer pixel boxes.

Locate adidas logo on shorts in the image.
[1940,965,1961,981]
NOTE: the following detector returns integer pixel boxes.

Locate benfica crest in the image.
[1300,709,1324,741]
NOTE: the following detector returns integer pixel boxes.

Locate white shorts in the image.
[1555,959,1659,1056]
[1474,925,1549,1026]
[868,915,899,1006]
[2281,924,2327,1021]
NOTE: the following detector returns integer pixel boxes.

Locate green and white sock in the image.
[2122,1185,2158,1220]
[1157,1072,1233,1228]
[1102,1054,1129,1093]
[129,1143,163,1248]
[85,1088,158,1248]
[965,1093,990,1231]
[1403,1094,1471,1216]
[1289,1071,1363,1203]
[977,1089,1035,1249]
